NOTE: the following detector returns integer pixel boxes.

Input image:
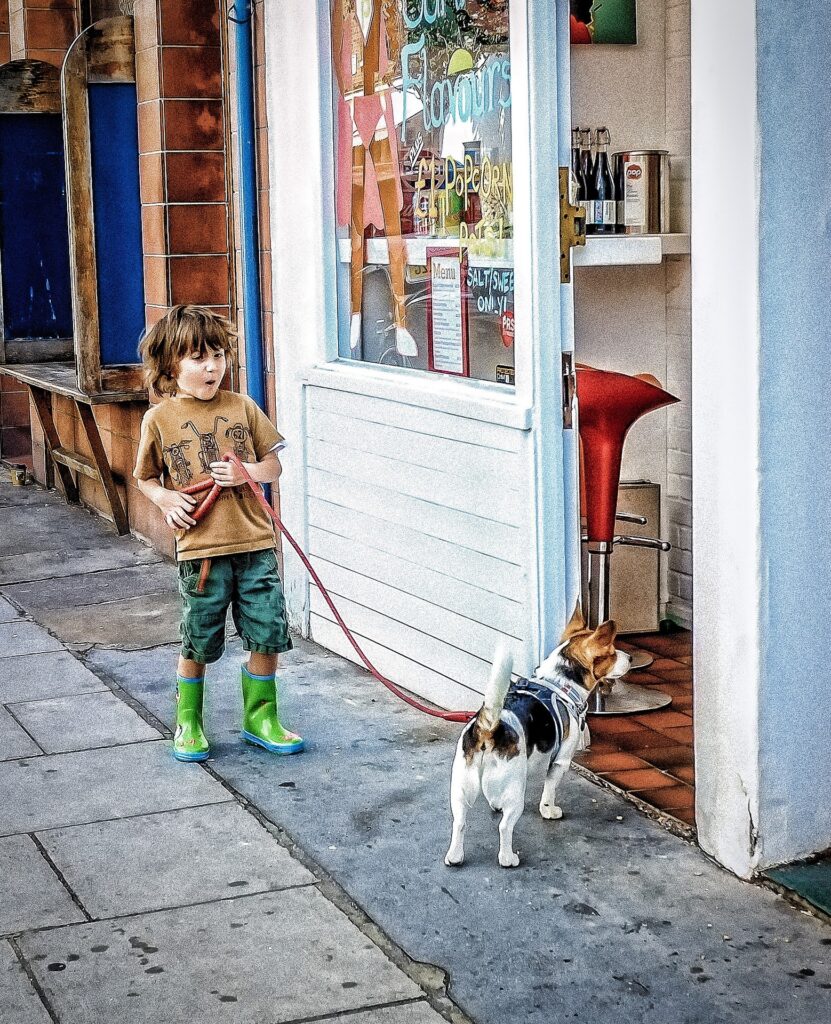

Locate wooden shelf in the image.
[338,233,690,270]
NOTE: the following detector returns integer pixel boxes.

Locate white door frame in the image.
[691,0,763,878]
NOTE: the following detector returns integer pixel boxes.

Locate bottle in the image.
[579,128,594,187]
[579,128,595,232]
[588,126,616,236]
[571,127,587,212]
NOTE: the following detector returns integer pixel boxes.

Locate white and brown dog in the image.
[444,606,631,868]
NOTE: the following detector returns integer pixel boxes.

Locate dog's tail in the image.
[478,644,513,733]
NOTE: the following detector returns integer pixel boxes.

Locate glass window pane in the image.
[331,1,515,385]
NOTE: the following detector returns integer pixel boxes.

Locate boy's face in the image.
[175,347,226,401]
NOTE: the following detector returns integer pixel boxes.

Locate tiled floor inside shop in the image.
[575,628,695,827]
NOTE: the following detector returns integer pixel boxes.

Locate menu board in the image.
[427,248,469,377]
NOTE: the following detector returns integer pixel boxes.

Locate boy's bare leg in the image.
[178,656,205,679]
[247,652,278,676]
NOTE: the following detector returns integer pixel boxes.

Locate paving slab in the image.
[10,691,160,753]
[38,803,314,917]
[92,640,831,1024]
[0,545,162,587]
[20,888,422,1023]
[1,508,117,556]
[0,940,52,1024]
[316,1005,447,1024]
[0,596,20,622]
[0,651,107,704]
[0,483,64,508]
[0,835,86,935]
[0,741,231,836]
[2,562,177,614]
[0,705,41,760]
[0,621,63,658]
[31,593,183,649]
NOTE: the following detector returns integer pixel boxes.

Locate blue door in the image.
[88,82,145,365]
[0,113,73,340]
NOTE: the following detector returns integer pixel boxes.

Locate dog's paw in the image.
[498,850,520,868]
[444,848,465,867]
[539,802,563,820]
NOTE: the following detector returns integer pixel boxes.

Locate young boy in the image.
[134,304,303,762]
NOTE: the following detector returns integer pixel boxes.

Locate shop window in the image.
[331,0,515,384]
[0,113,73,346]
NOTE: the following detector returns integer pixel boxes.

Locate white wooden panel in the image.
[309,559,526,662]
[307,438,520,527]
[309,527,525,637]
[306,408,524,490]
[308,498,524,598]
[307,470,521,564]
[310,615,482,711]
[308,386,524,453]
[310,589,512,690]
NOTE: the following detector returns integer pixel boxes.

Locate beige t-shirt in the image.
[134,390,284,562]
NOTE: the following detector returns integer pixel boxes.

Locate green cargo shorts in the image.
[177,549,293,665]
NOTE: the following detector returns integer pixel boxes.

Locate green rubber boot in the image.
[173,676,210,762]
[241,665,304,755]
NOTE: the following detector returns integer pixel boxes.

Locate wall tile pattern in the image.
[664,0,692,625]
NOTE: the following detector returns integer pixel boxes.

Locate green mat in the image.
[766,857,831,916]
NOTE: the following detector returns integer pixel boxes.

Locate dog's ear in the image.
[561,600,586,641]
[592,619,618,648]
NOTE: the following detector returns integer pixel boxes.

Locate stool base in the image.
[588,681,672,716]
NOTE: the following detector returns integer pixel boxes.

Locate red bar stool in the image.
[576,365,679,715]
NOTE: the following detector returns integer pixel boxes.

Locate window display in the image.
[331,0,515,383]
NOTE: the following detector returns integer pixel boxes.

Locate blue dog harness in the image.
[510,675,589,748]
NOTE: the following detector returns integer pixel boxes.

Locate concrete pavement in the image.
[0,478,454,1024]
[1,474,830,1023]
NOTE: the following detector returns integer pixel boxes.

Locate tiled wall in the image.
[0,0,80,469]
[665,0,692,625]
[134,0,230,327]
[0,374,32,470]
[8,0,78,66]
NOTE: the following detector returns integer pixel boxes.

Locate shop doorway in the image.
[566,0,696,828]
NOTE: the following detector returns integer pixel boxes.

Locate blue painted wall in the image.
[756,1,831,854]
[88,83,145,365]
[0,114,73,340]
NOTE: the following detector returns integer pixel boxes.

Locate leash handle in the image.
[204,452,474,724]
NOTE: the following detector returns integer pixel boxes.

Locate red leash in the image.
[182,453,475,724]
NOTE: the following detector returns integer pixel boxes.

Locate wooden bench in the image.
[3,361,146,536]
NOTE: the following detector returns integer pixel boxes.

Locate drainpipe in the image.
[229,0,266,411]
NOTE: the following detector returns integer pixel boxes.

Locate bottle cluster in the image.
[571,126,618,235]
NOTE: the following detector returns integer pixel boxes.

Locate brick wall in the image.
[665,0,693,626]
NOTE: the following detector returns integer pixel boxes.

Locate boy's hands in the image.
[156,489,197,530]
[210,460,247,488]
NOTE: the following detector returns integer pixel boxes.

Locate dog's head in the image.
[550,603,631,692]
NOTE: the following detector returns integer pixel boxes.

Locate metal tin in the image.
[613,150,670,234]
[9,464,27,486]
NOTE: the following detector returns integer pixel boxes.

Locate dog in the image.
[444,605,631,868]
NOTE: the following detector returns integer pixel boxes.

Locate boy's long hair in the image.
[138,305,237,397]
